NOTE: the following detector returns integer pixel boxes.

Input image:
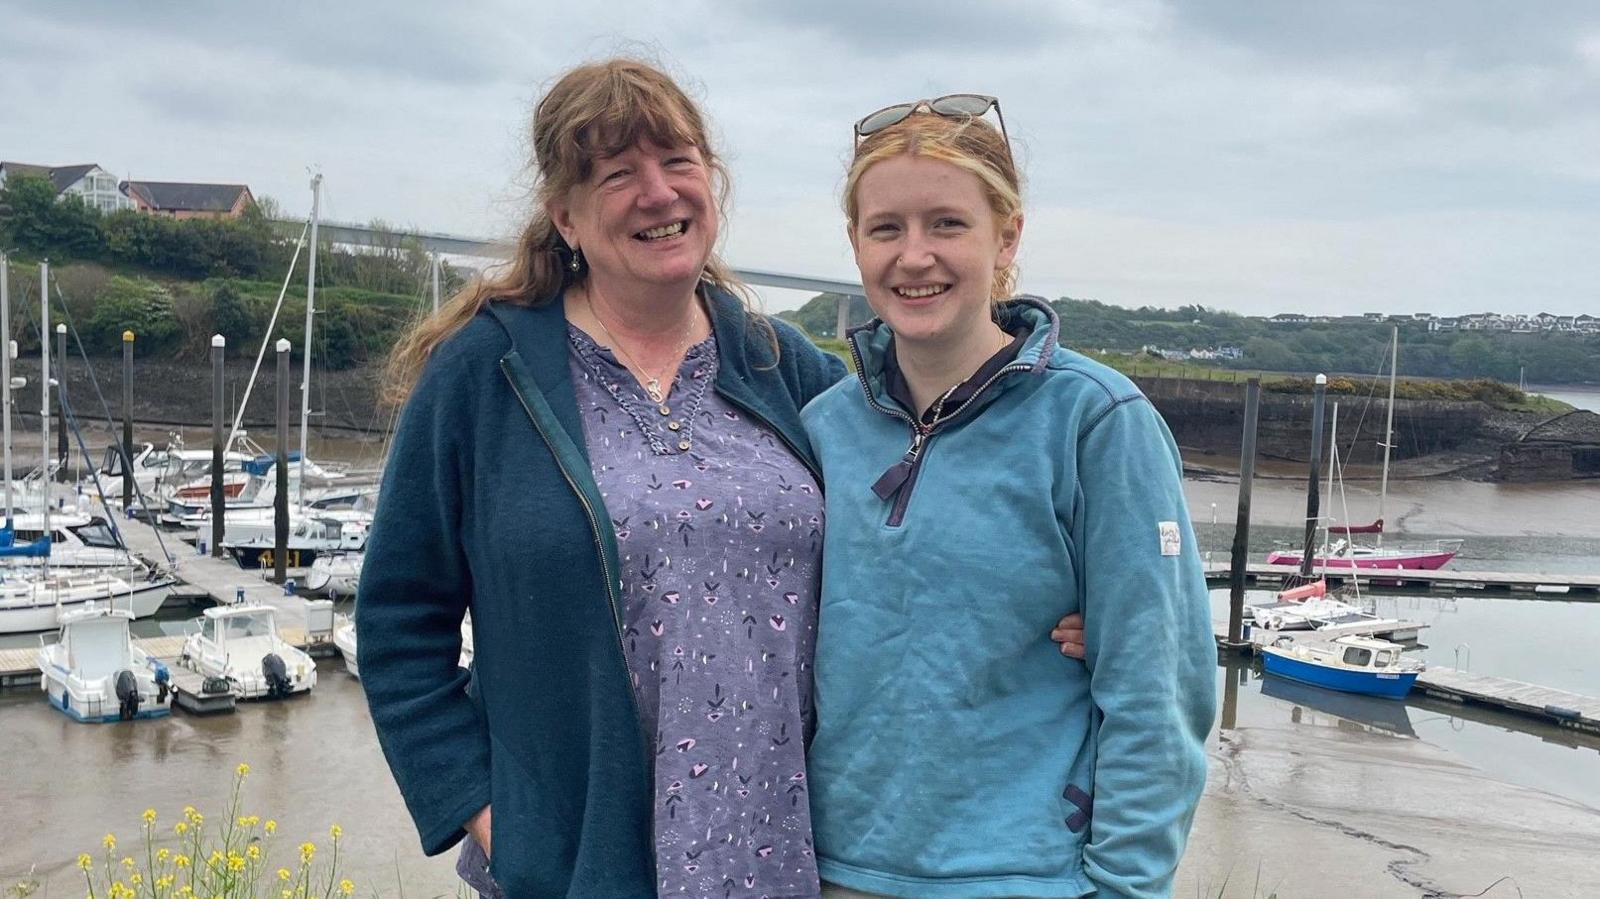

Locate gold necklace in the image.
[584,296,698,403]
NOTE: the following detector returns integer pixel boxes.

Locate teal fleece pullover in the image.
[801,298,1215,899]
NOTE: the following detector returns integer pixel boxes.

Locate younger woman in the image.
[801,97,1216,899]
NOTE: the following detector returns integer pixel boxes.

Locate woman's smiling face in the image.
[552,138,718,297]
[849,153,1021,349]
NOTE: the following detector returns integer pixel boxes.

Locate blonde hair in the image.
[382,58,745,405]
[843,111,1022,300]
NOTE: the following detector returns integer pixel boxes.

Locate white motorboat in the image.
[0,571,167,634]
[222,513,370,570]
[0,510,156,573]
[37,604,172,722]
[333,610,473,680]
[179,603,316,700]
[306,552,363,599]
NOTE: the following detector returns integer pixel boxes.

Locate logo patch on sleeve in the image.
[1159,521,1181,556]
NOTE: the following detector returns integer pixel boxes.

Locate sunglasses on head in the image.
[854,93,1013,164]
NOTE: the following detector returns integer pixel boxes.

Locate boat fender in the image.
[262,652,291,699]
[202,675,232,695]
[115,669,141,720]
[1545,705,1581,721]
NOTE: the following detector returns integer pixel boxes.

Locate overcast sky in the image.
[4,1,1597,316]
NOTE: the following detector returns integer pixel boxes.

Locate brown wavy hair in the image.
[382,58,746,405]
[843,110,1022,300]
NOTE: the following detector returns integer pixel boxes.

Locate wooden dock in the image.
[1205,561,1600,598]
[1413,669,1600,736]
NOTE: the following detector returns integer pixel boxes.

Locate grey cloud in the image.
[729,0,1087,53]
[2,0,521,87]
[1174,1,1600,70]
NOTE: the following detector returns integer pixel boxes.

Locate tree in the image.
[86,276,181,354]
[1,175,70,254]
[210,281,255,347]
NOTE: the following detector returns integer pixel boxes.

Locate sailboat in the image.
[1267,328,1462,571]
[0,259,159,634]
[1248,404,1428,644]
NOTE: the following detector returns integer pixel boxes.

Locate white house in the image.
[0,161,133,213]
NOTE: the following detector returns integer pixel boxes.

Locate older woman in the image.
[359,59,845,898]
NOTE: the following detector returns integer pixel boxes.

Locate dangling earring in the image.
[568,248,583,273]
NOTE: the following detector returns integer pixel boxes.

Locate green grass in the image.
[1079,350,1575,414]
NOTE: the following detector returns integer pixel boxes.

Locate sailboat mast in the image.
[40,261,51,577]
[1378,326,1397,549]
[0,253,12,525]
[431,253,441,314]
[298,174,322,510]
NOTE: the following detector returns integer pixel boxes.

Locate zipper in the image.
[498,359,655,823]
[849,331,1034,527]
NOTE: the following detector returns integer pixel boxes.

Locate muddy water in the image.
[1,476,1597,897]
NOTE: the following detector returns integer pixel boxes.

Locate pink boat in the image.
[1266,539,1462,571]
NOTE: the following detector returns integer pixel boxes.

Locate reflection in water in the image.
[1259,674,1417,738]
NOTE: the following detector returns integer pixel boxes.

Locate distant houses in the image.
[1143,344,1244,362]
[0,161,133,213]
[0,159,254,220]
[122,180,255,219]
[1264,309,1598,335]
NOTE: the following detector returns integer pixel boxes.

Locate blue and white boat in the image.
[1260,634,1424,699]
[37,605,172,722]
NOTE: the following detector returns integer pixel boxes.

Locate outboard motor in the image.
[114,669,141,720]
[261,653,291,699]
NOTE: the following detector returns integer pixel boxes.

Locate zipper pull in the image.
[871,430,925,501]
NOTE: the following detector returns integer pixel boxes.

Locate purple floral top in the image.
[569,324,824,899]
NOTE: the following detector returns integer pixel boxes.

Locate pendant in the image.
[645,378,663,402]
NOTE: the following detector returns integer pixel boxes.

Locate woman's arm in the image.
[1072,397,1216,899]
[358,352,494,856]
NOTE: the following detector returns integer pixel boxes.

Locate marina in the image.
[1204,560,1600,596]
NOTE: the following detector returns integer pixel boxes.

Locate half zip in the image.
[498,357,655,829]
[850,330,1034,527]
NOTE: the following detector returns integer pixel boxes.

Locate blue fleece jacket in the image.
[801,298,1215,899]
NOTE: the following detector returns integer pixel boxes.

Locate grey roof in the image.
[122,180,251,213]
[0,161,102,192]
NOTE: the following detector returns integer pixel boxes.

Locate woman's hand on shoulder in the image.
[1052,613,1085,660]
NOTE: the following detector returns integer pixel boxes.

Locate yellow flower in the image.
[102,833,117,851]
[157,875,174,889]
[236,762,251,777]
[277,868,291,882]
[157,848,170,862]
[77,853,93,870]
[339,879,355,896]
[174,854,190,868]
[182,805,196,818]
[130,873,143,885]
[298,842,315,863]
[264,819,277,836]
[189,812,203,826]
[227,855,245,872]
[142,808,157,825]
[329,824,342,840]
[247,845,261,861]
